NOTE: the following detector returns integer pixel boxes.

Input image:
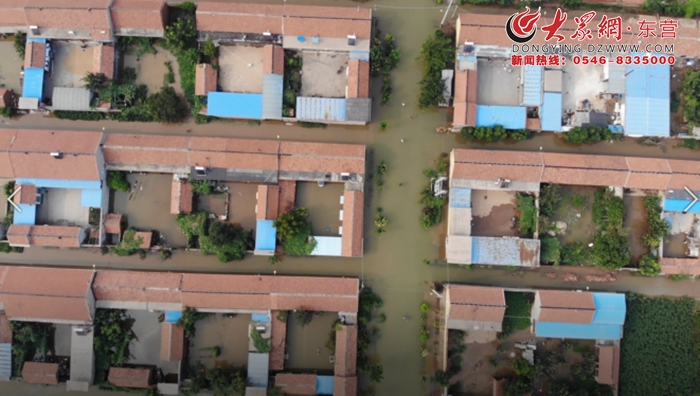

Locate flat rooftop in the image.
[476,59,519,106]
[219,45,264,93]
[301,51,348,98]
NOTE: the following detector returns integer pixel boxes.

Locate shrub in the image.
[53,111,105,121]
[274,208,310,241]
[431,370,451,388]
[540,236,561,265]
[203,37,218,59]
[370,34,401,76]
[563,125,622,144]
[113,229,145,257]
[199,221,250,263]
[418,30,454,108]
[561,0,582,8]
[160,249,172,261]
[539,184,561,217]
[93,309,135,380]
[294,309,313,327]
[175,211,208,246]
[283,224,316,256]
[461,126,533,142]
[189,179,212,195]
[639,254,661,277]
[107,171,130,193]
[276,310,289,323]
[145,86,189,123]
[420,302,430,312]
[298,121,327,128]
[561,242,591,265]
[164,61,176,84]
[642,195,669,248]
[250,328,271,353]
[0,107,14,118]
[379,121,388,131]
[591,188,630,270]
[502,292,532,336]
[512,357,537,378]
[3,181,15,197]
[82,72,109,91]
[679,138,700,149]
[516,194,537,237]
[177,307,212,340]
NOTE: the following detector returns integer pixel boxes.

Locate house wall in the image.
[86,272,97,324]
[531,292,542,322]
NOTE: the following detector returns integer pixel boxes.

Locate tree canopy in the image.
[274,208,310,241]
[145,86,189,123]
[199,221,250,263]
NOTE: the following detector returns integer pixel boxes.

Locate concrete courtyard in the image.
[301,51,348,98]
[476,58,520,106]
[48,41,95,99]
[218,45,264,93]
[36,189,89,228]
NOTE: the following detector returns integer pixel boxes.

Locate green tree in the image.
[294,309,314,327]
[3,180,15,197]
[368,364,384,383]
[82,72,109,91]
[165,4,197,53]
[13,32,26,59]
[107,171,130,193]
[418,30,454,108]
[145,86,188,123]
[540,236,561,265]
[189,179,212,195]
[563,125,622,144]
[431,370,451,387]
[516,194,537,237]
[274,208,310,241]
[561,242,591,265]
[250,328,271,353]
[199,221,249,263]
[539,184,562,216]
[639,254,661,277]
[203,37,219,59]
[512,357,537,378]
[503,376,533,396]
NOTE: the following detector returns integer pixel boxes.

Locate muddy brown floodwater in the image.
[3,1,700,396]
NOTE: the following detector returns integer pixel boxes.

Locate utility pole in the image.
[440,0,455,26]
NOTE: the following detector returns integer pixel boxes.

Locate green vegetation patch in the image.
[516,193,537,237]
[418,30,454,108]
[501,292,533,336]
[619,293,700,396]
[461,126,533,142]
[107,171,130,193]
[93,309,135,382]
[563,125,623,144]
[591,188,630,270]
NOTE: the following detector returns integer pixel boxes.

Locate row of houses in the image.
[445,148,700,269]
[443,285,624,389]
[0,129,366,257]
[0,265,360,394]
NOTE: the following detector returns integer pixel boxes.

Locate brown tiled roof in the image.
[341,190,363,257]
[458,12,700,58]
[597,344,620,386]
[275,373,317,395]
[108,367,153,389]
[6,224,30,246]
[0,313,12,343]
[24,8,111,39]
[659,257,700,275]
[263,45,285,76]
[7,225,83,248]
[134,231,152,249]
[92,270,182,304]
[13,183,36,205]
[1,129,102,181]
[160,323,185,361]
[196,3,371,38]
[24,41,46,69]
[452,149,700,190]
[180,274,359,313]
[110,0,166,33]
[347,60,369,99]
[2,294,92,322]
[22,362,59,385]
[257,185,279,220]
[93,44,115,79]
[526,118,541,131]
[0,0,27,27]
[0,267,93,297]
[333,376,357,396]
[103,213,124,235]
[453,102,477,127]
[195,64,217,96]
[195,2,284,34]
[448,285,506,323]
[269,310,287,371]
[0,88,12,108]
[171,180,193,215]
[334,324,357,377]
[537,290,595,324]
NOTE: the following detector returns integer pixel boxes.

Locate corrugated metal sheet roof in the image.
[606,63,626,94]
[207,92,263,119]
[52,87,93,111]
[450,188,471,208]
[247,352,270,388]
[625,60,670,137]
[471,237,540,267]
[0,343,11,378]
[296,97,346,122]
[345,98,371,123]
[316,375,334,395]
[535,322,623,340]
[255,219,276,251]
[476,105,526,129]
[13,203,36,225]
[22,67,44,100]
[592,293,626,325]
[522,66,543,106]
[349,51,369,61]
[16,179,102,189]
[79,189,102,207]
[541,92,562,132]
[665,198,700,212]
[311,236,342,256]
[262,74,283,120]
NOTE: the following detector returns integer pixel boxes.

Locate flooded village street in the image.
[1,1,700,396]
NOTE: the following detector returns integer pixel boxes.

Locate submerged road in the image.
[0,0,698,395]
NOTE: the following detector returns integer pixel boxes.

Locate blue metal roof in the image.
[255,219,277,252]
[207,92,263,119]
[17,178,101,189]
[165,311,182,323]
[22,67,44,100]
[27,38,47,43]
[80,189,103,208]
[316,376,334,395]
[247,353,269,387]
[13,203,36,225]
[471,237,540,267]
[252,313,270,323]
[296,97,347,122]
[664,198,700,213]
[350,51,370,61]
[522,66,543,106]
[535,322,623,340]
[262,74,283,120]
[625,59,670,137]
[310,236,342,256]
[450,188,471,208]
[541,92,562,132]
[476,105,526,129]
[592,293,626,325]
